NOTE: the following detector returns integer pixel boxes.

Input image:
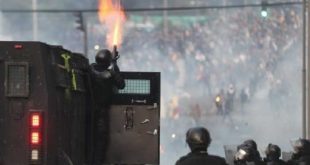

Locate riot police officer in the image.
[287,139,310,165]
[263,144,287,165]
[234,139,265,165]
[90,49,125,164]
[175,127,227,165]
[90,49,125,94]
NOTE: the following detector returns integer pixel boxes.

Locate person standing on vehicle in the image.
[90,49,125,164]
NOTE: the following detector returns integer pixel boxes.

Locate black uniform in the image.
[90,63,125,105]
[234,159,266,165]
[176,151,227,165]
[265,160,287,165]
[287,154,310,165]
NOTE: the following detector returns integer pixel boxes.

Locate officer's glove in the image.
[99,70,112,79]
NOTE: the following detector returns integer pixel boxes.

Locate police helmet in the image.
[186,127,211,151]
[236,140,261,162]
[265,144,281,160]
[243,139,258,150]
[95,49,112,65]
[293,139,310,155]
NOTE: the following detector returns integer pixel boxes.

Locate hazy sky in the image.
[0,0,302,10]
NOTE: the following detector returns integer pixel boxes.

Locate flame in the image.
[113,18,120,45]
[215,96,221,103]
[98,0,126,48]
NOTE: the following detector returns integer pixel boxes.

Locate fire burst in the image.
[98,0,126,48]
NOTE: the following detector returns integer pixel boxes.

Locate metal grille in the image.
[6,63,29,97]
[119,79,150,94]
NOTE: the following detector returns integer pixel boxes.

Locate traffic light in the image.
[261,0,268,18]
[74,12,85,31]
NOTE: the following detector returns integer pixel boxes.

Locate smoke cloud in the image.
[0,1,303,165]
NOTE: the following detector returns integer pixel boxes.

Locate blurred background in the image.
[0,0,303,164]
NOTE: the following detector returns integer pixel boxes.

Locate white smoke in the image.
[0,1,303,165]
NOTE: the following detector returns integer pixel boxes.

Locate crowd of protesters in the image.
[111,5,302,120]
[100,5,303,165]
